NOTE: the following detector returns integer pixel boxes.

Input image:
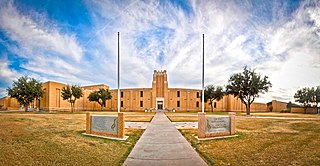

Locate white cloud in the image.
[0,58,21,97]
[1,0,319,103]
[0,1,95,87]
[0,58,20,83]
[0,1,83,61]
[86,0,320,103]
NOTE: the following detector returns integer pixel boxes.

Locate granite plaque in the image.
[91,115,118,134]
[205,116,230,133]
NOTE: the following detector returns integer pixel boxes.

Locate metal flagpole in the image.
[202,34,205,113]
[117,32,120,113]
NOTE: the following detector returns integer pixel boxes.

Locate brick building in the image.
[0,70,269,112]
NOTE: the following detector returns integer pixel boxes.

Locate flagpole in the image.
[117,32,120,113]
[202,34,205,113]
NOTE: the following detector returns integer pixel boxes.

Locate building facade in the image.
[1,70,270,112]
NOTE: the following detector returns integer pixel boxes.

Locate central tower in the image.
[152,70,168,110]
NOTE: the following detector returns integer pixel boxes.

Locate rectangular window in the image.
[177,101,180,107]
[121,91,123,98]
[121,101,123,107]
[140,91,143,97]
[177,91,180,97]
[197,92,200,98]
[196,101,199,108]
[214,102,217,108]
[140,101,143,107]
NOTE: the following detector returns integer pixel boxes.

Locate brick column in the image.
[86,112,92,134]
[118,112,125,138]
[229,112,236,135]
[198,112,206,138]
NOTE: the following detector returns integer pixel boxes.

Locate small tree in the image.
[310,86,320,112]
[287,101,292,113]
[61,85,83,112]
[7,76,43,112]
[226,66,272,115]
[204,85,224,112]
[294,87,312,114]
[88,88,112,111]
[294,87,320,114]
[31,78,43,111]
[315,86,320,113]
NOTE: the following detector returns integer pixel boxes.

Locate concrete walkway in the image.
[123,112,207,166]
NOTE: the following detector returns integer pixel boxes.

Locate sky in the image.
[0,0,319,103]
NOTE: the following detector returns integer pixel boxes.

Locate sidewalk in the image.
[123,112,207,166]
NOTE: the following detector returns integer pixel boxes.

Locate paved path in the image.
[123,112,207,166]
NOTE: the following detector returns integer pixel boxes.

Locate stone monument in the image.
[198,112,236,139]
[85,112,127,140]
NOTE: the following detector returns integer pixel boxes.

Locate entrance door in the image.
[157,101,163,110]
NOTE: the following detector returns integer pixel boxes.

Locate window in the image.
[177,101,180,107]
[140,91,143,97]
[121,91,123,98]
[197,92,200,98]
[196,101,199,108]
[214,102,217,108]
[121,101,124,107]
[140,101,143,107]
[177,91,180,97]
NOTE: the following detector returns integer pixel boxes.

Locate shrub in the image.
[280,109,291,113]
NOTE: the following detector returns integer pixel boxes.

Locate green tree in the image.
[315,86,320,113]
[88,88,112,111]
[294,87,312,114]
[310,86,320,110]
[204,85,224,112]
[61,85,83,112]
[226,66,272,115]
[7,76,43,112]
[287,101,292,113]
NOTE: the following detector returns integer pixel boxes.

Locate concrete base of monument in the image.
[195,135,239,141]
[82,133,129,141]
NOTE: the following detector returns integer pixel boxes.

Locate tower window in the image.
[177,101,180,107]
[214,102,217,108]
[121,91,123,98]
[196,101,199,108]
[140,91,143,97]
[140,101,143,107]
[177,91,180,97]
[121,101,124,107]
[197,92,200,98]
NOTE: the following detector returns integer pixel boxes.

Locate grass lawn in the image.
[0,111,154,122]
[240,112,320,118]
[180,118,320,165]
[0,114,144,165]
[166,111,236,116]
[166,112,320,122]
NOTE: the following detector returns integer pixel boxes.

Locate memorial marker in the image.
[84,112,128,140]
[198,112,236,139]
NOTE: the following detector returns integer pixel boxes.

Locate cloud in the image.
[0,1,83,61]
[0,58,21,96]
[0,58,20,84]
[86,0,320,103]
[0,1,94,87]
[0,0,319,103]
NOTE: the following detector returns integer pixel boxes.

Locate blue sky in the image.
[0,0,319,103]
